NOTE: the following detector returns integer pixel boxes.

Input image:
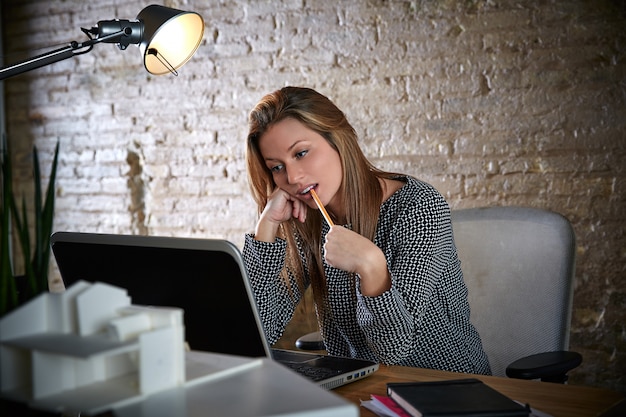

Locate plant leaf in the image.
[0,134,17,315]
[38,141,59,293]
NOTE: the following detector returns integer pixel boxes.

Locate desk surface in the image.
[334,364,625,417]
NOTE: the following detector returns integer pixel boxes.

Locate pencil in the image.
[309,188,334,226]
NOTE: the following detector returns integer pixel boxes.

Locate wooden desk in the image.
[334,365,625,417]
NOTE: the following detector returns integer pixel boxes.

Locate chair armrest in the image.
[505,350,582,383]
[295,330,325,350]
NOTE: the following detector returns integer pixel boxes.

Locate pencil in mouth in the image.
[300,185,315,195]
[309,188,334,226]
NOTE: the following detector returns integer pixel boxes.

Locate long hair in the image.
[246,86,398,311]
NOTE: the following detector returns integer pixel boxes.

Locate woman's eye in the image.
[269,164,283,173]
[295,150,308,159]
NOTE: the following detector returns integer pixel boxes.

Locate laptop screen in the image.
[50,232,270,358]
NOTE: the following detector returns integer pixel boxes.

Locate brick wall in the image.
[3,0,625,393]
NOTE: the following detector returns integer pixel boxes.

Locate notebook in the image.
[386,378,530,417]
[50,231,379,390]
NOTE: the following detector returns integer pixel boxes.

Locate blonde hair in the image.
[246,87,398,309]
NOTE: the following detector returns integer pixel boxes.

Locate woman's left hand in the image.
[323,226,392,296]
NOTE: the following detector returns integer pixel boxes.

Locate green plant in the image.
[0,134,59,316]
[1,135,17,315]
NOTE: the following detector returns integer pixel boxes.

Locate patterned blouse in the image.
[243,176,491,375]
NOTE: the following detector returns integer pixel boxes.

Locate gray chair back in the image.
[451,206,576,377]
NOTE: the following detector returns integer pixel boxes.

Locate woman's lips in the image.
[299,184,316,195]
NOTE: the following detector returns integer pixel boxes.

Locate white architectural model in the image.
[0,281,258,414]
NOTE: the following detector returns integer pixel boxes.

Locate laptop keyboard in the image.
[283,362,344,382]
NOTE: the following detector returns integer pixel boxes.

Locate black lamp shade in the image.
[137,5,204,75]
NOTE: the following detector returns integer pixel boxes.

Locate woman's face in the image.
[259,117,343,212]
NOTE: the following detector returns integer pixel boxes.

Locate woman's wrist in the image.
[357,248,392,296]
[254,217,280,242]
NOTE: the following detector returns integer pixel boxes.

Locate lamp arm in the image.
[0,29,131,81]
[0,45,77,81]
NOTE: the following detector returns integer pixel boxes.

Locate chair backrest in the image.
[451,206,576,377]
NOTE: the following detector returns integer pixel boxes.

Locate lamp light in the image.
[0,5,204,80]
[138,5,204,75]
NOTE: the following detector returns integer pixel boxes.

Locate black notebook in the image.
[386,378,530,417]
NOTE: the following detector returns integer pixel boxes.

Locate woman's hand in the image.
[254,188,308,242]
[323,226,392,296]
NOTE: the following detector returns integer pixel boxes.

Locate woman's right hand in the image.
[254,188,307,242]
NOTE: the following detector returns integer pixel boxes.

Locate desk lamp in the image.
[0,4,204,80]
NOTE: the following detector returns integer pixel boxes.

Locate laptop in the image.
[50,232,379,390]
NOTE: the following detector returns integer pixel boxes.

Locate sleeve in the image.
[355,187,453,364]
[242,233,305,345]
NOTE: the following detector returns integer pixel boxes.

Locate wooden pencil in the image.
[310,188,334,226]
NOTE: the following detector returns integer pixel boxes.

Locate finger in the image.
[322,241,332,266]
[300,200,308,222]
[298,206,307,223]
[292,202,302,222]
[294,199,307,223]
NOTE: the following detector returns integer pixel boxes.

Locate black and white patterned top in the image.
[243,176,491,374]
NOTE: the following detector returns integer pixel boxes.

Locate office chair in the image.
[450,206,581,381]
[296,206,582,382]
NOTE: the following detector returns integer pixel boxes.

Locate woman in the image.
[243,86,491,374]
